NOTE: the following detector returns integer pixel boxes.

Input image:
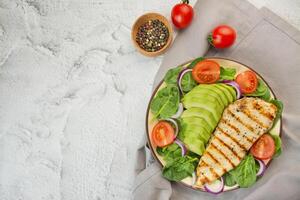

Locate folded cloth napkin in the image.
[133,0,300,199]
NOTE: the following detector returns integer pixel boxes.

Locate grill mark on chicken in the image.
[205,150,227,174]
[208,167,219,179]
[227,109,255,133]
[214,134,242,161]
[240,107,268,129]
[253,101,277,121]
[197,169,211,184]
[210,142,235,168]
[219,119,249,151]
[225,108,259,142]
[217,127,247,152]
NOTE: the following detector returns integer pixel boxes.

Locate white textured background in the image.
[0,0,299,200]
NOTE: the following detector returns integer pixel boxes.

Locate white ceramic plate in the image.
[146,57,282,192]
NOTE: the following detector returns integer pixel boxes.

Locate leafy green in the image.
[187,57,204,69]
[157,142,199,182]
[270,134,282,157]
[162,156,199,181]
[163,57,203,93]
[227,155,257,188]
[150,85,180,119]
[219,67,236,81]
[164,66,182,85]
[157,143,182,163]
[246,79,271,101]
[224,172,236,186]
[181,72,197,93]
[269,99,283,125]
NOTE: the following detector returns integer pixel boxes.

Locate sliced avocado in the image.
[221,84,237,101]
[181,107,217,129]
[181,116,213,133]
[215,84,234,103]
[182,123,211,143]
[191,84,228,107]
[183,137,205,155]
[185,89,225,109]
[182,96,222,121]
[181,128,209,144]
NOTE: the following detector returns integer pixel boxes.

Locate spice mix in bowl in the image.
[132,13,173,57]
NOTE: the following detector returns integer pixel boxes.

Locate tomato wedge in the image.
[152,121,175,147]
[192,60,220,84]
[250,134,275,160]
[235,70,258,94]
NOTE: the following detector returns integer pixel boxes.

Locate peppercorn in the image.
[136,19,169,52]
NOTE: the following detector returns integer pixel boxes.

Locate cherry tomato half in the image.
[192,60,220,84]
[235,70,258,94]
[209,25,236,49]
[152,121,175,147]
[171,0,194,29]
[250,134,275,160]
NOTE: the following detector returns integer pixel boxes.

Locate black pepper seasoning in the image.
[136,19,169,52]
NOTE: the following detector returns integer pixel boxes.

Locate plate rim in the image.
[145,56,283,192]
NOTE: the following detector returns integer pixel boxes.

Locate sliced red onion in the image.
[223,80,242,99]
[174,139,187,156]
[256,158,266,177]
[177,68,193,94]
[164,118,179,138]
[204,177,224,194]
[171,103,184,118]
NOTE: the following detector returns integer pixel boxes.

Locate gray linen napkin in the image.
[133,0,300,199]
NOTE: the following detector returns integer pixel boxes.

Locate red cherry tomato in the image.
[250,134,275,160]
[209,25,236,49]
[152,121,175,147]
[235,70,258,94]
[192,60,220,84]
[171,0,194,29]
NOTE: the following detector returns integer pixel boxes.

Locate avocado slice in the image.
[191,84,228,107]
[182,96,222,121]
[221,84,237,101]
[181,116,213,133]
[182,123,211,143]
[185,89,225,109]
[181,107,217,129]
[182,137,205,155]
[215,84,234,103]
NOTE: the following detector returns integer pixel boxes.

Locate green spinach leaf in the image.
[220,67,236,81]
[246,79,271,101]
[223,172,236,187]
[164,66,182,85]
[157,143,182,163]
[228,154,257,188]
[181,72,197,92]
[150,85,180,119]
[270,134,282,157]
[162,156,199,181]
[187,57,205,69]
[269,99,283,125]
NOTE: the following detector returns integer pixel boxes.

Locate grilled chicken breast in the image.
[195,97,277,187]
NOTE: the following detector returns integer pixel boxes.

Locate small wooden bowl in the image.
[131,13,173,57]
